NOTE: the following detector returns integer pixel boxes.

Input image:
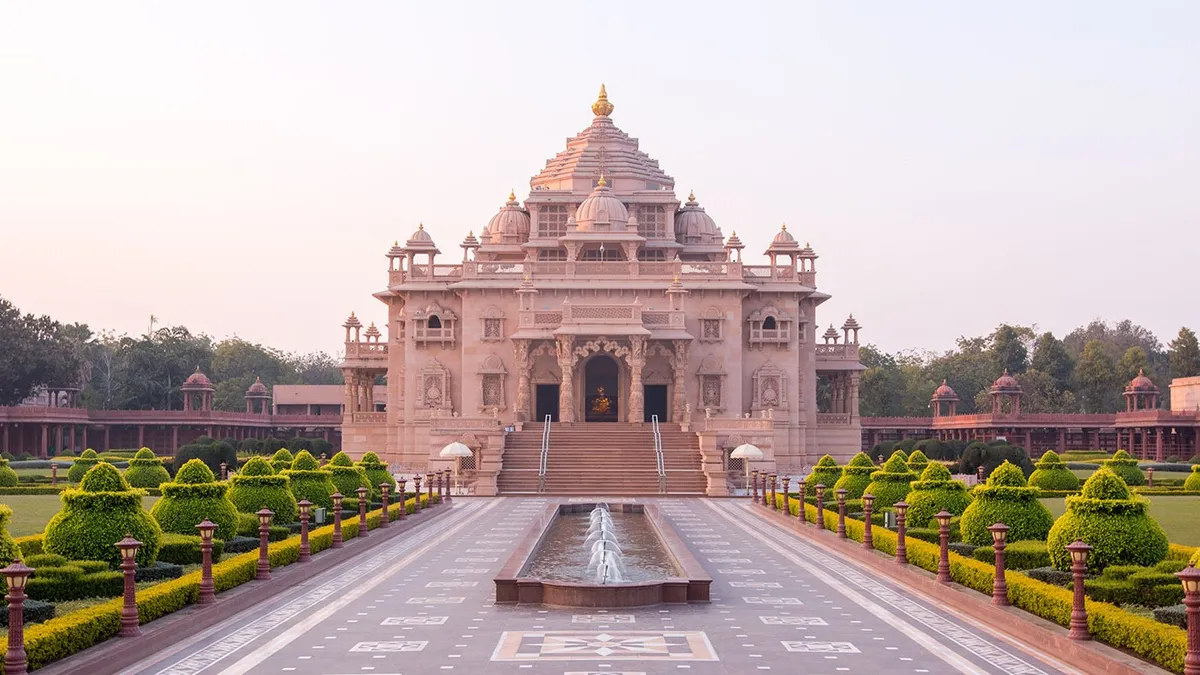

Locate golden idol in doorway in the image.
[591,387,612,415]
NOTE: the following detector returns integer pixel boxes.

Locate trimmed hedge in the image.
[227,456,298,524]
[1047,468,1169,572]
[328,451,371,504]
[43,463,163,567]
[66,449,102,483]
[971,540,1050,570]
[959,461,1053,546]
[124,447,171,488]
[1184,465,1200,491]
[134,561,185,583]
[0,599,54,628]
[1102,449,1145,486]
[222,536,259,554]
[905,449,929,475]
[1085,565,1183,608]
[270,449,295,474]
[0,504,20,565]
[863,451,916,508]
[174,440,237,478]
[805,455,842,491]
[0,458,19,487]
[158,533,226,565]
[1028,450,1080,491]
[1025,566,1073,586]
[904,463,972,528]
[832,452,875,499]
[357,452,396,500]
[281,450,336,511]
[150,459,240,541]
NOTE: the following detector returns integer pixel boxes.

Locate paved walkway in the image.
[125,497,1079,675]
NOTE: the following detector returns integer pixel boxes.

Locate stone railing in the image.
[350,412,387,425]
[430,415,503,433]
[703,416,775,432]
[344,341,389,358]
[815,344,860,360]
[816,413,852,426]
[574,261,631,275]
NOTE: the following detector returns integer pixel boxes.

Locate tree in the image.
[1116,346,1153,389]
[1015,369,1078,413]
[0,296,87,406]
[990,324,1032,375]
[1075,340,1119,413]
[1030,332,1073,390]
[1169,327,1200,379]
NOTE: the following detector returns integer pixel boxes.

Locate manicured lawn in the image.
[14,468,54,478]
[1069,468,1192,482]
[2,494,159,537]
[1039,495,1200,546]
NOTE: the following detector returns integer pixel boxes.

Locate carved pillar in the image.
[627,336,647,423]
[849,372,860,419]
[514,340,532,422]
[557,336,577,423]
[671,340,689,420]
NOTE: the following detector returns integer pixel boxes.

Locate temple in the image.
[337,85,865,494]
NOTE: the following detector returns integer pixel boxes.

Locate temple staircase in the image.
[496,422,707,495]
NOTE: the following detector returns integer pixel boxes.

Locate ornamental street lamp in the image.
[197,519,217,604]
[298,500,312,562]
[1147,466,1155,488]
[396,478,407,520]
[1066,540,1092,640]
[835,488,848,539]
[380,484,391,527]
[797,483,808,526]
[894,502,909,565]
[814,484,826,532]
[781,477,791,514]
[413,474,423,510]
[976,465,985,482]
[331,492,344,548]
[256,508,274,580]
[426,472,435,505]
[3,558,35,675]
[220,461,228,481]
[1177,563,1200,675]
[989,522,1010,606]
[862,494,875,550]
[750,470,760,502]
[935,511,953,583]
[357,486,369,537]
[50,462,57,487]
[768,474,777,509]
[116,534,142,637]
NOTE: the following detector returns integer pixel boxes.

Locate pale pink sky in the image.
[2,2,1197,356]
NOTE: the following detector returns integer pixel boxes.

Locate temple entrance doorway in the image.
[644,385,669,422]
[535,384,559,422]
[584,355,619,422]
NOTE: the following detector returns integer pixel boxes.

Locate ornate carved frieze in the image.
[751,361,787,410]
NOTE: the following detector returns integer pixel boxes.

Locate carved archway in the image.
[583,354,620,422]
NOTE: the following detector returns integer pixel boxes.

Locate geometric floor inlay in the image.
[781,640,860,653]
[572,614,636,624]
[490,631,718,661]
[760,616,829,626]
[381,616,450,626]
[349,640,428,652]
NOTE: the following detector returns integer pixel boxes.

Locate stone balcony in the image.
[517,301,685,335]
[387,260,816,287]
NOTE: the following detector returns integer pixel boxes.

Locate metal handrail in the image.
[538,414,551,493]
[652,414,665,493]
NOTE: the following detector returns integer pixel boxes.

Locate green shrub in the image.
[905,449,930,475]
[227,456,298,524]
[270,449,295,474]
[327,451,371,502]
[25,553,69,568]
[135,560,185,583]
[124,447,172,488]
[1102,449,1145,486]
[0,504,21,564]
[1025,566,1073,586]
[971,540,1050,570]
[150,459,240,541]
[804,455,842,491]
[66,449,102,483]
[961,440,1035,478]
[863,451,917,508]
[959,461,1053,546]
[175,440,237,477]
[0,458,19,487]
[1048,468,1168,572]
[282,450,336,510]
[27,568,125,602]
[1084,565,1184,608]
[832,452,874,499]
[357,452,396,499]
[43,463,162,566]
[1028,450,1081,491]
[904,463,973,528]
[157,533,225,565]
[0,598,54,627]
[1184,465,1200,491]
[1154,605,1187,629]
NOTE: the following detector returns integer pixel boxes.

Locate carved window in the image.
[537,205,570,238]
[699,307,723,343]
[428,315,442,329]
[637,248,667,261]
[747,306,792,347]
[751,361,788,411]
[480,305,505,342]
[702,375,723,409]
[482,374,504,407]
[477,354,507,412]
[412,304,457,345]
[418,358,451,411]
[538,248,567,261]
[635,205,666,238]
[483,319,502,340]
[696,355,726,412]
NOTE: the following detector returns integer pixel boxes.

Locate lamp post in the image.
[935,510,952,583]
[442,469,453,504]
[768,474,777,509]
[781,477,790,515]
[357,486,369,537]
[797,482,807,526]
[380,484,391,527]
[426,472,434,505]
[220,461,228,481]
[750,470,759,502]
[989,522,1010,606]
[256,508,274,580]
[197,519,217,604]
[862,494,875,550]
[1147,466,1155,488]
[814,484,826,531]
[331,492,344,548]
[976,465,985,482]
[1066,540,1092,640]
[835,488,848,539]
[396,478,407,520]
[894,502,909,565]
[414,474,423,511]
[50,462,57,487]
[1176,564,1200,675]
[116,534,142,637]
[298,500,312,562]
[3,559,34,675]
[877,454,883,465]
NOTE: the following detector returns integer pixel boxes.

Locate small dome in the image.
[990,369,1022,393]
[479,225,492,244]
[841,314,861,331]
[770,223,798,248]
[799,241,816,257]
[724,230,744,249]
[932,379,958,401]
[406,223,437,249]
[1126,369,1158,393]
[461,230,479,248]
[182,366,214,390]
[246,376,268,396]
[574,175,629,230]
[364,322,381,340]
[485,191,531,243]
[387,240,405,258]
[675,191,722,245]
[822,324,840,341]
[342,312,362,329]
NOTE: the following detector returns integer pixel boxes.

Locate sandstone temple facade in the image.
[337,86,864,494]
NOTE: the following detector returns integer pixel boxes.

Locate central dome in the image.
[573,176,629,231]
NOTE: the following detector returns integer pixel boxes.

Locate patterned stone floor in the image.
[125,497,1081,675]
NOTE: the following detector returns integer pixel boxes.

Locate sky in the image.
[1,1,1197,357]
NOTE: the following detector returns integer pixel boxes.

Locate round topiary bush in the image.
[281,450,336,510]
[43,463,162,566]
[1102,449,1145,486]
[0,458,19,487]
[124,447,172,489]
[958,460,1054,546]
[863,451,917,508]
[270,449,295,474]
[226,456,298,523]
[66,448,102,483]
[833,453,875,499]
[804,455,842,493]
[905,449,930,476]
[328,451,371,503]
[149,459,240,541]
[1047,468,1168,572]
[903,463,973,528]
[892,448,909,462]
[1185,465,1200,491]
[0,504,20,564]
[357,451,396,500]
[1028,450,1081,491]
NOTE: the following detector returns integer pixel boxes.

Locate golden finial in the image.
[468,230,474,236]
[591,83,614,117]
[523,273,531,282]
[508,189,516,201]
[731,230,737,236]
[418,222,424,230]
[781,222,787,231]
[688,189,695,202]
[393,240,398,246]
[597,172,607,187]
[673,274,680,283]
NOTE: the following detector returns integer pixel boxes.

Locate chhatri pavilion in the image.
[337,86,865,494]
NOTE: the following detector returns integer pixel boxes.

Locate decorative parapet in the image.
[429,414,503,433]
[344,342,389,358]
[816,413,852,426]
[350,412,387,425]
[703,415,774,432]
[815,344,860,360]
